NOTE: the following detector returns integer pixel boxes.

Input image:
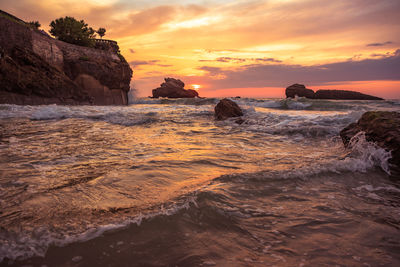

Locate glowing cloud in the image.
[1,0,399,98]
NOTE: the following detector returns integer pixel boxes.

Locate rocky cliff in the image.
[285,84,383,100]
[0,13,132,105]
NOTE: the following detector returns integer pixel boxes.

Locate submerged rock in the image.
[214,98,243,120]
[152,78,199,98]
[285,83,383,100]
[285,84,315,99]
[340,111,400,173]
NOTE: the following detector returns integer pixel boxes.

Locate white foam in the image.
[230,110,365,137]
[355,184,400,193]
[347,132,392,175]
[219,135,392,183]
[0,196,198,261]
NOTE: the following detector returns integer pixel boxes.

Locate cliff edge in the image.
[0,12,132,105]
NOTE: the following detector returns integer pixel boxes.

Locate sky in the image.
[1,0,400,98]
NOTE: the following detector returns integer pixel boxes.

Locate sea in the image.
[0,97,400,266]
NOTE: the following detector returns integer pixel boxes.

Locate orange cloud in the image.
[1,0,400,98]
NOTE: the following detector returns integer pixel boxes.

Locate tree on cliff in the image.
[49,17,96,47]
[28,21,41,29]
[97,28,106,39]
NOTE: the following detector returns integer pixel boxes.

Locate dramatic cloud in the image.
[255,58,282,63]
[129,60,172,68]
[111,6,177,37]
[199,57,282,63]
[129,60,160,66]
[367,41,393,47]
[2,0,400,98]
[198,49,400,89]
[197,66,223,75]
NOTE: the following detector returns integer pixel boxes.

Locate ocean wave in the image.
[234,98,400,111]
[129,97,219,106]
[216,133,392,184]
[0,195,199,262]
[220,109,364,137]
[0,131,393,262]
[0,104,214,126]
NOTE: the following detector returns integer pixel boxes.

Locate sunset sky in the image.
[2,0,400,98]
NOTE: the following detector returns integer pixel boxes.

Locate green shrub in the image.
[50,16,96,47]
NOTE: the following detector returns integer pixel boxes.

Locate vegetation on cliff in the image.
[97,27,106,39]
[27,21,41,29]
[49,16,97,47]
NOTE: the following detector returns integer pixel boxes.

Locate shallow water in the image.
[0,98,399,266]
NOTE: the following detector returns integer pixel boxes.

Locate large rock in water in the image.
[340,111,400,173]
[285,84,315,99]
[152,78,199,98]
[285,84,383,100]
[315,90,383,100]
[214,98,243,120]
[0,13,132,105]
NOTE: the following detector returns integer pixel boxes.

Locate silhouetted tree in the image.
[97,27,106,39]
[49,16,96,47]
[28,21,41,29]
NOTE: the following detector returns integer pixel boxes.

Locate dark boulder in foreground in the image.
[285,84,315,99]
[214,98,243,120]
[340,111,400,173]
[285,84,383,100]
[152,78,199,98]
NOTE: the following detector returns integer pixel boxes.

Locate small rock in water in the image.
[214,98,243,120]
[152,77,199,98]
[71,256,83,262]
[235,118,245,125]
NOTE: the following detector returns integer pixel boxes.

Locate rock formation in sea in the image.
[340,111,400,173]
[152,78,199,98]
[285,84,315,99]
[314,90,383,100]
[285,84,383,100]
[214,98,243,120]
[0,11,132,105]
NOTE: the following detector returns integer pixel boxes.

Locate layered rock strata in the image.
[0,13,132,105]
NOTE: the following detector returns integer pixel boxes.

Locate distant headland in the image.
[285,83,383,100]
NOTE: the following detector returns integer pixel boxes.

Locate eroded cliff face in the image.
[0,15,132,105]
